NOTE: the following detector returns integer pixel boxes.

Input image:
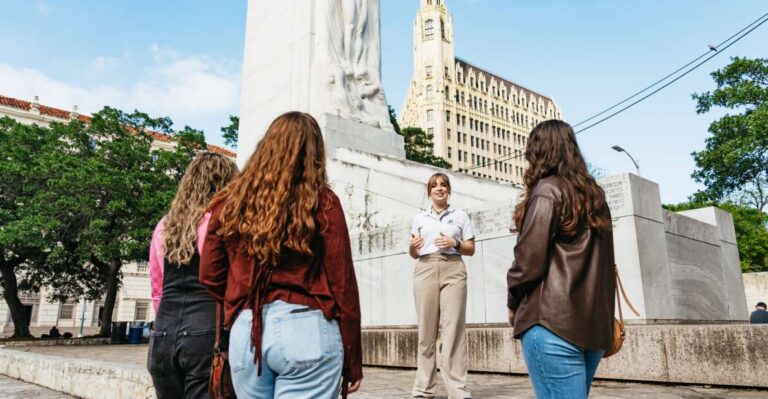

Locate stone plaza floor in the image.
[0,375,75,398]
[4,344,768,398]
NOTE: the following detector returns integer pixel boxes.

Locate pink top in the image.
[149,213,212,314]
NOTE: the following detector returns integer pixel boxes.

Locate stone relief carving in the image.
[321,0,393,130]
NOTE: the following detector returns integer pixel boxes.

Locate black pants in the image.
[149,254,217,399]
[148,327,216,399]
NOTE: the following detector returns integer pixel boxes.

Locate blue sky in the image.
[1,0,766,204]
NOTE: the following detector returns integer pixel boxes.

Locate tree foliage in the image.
[664,200,768,272]
[221,115,239,149]
[388,106,451,169]
[0,118,65,337]
[0,108,203,337]
[691,57,768,210]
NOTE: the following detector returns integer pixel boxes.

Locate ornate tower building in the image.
[399,0,562,184]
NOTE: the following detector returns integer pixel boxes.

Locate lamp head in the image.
[611,145,624,153]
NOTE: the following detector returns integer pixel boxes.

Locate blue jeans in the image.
[229,301,344,399]
[521,325,604,399]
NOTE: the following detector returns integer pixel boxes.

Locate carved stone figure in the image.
[322,0,392,130]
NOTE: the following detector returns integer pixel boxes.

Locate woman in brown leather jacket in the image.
[506,120,615,399]
[199,112,363,398]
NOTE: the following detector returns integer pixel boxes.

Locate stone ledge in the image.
[0,348,154,399]
[1,337,111,347]
[362,324,768,388]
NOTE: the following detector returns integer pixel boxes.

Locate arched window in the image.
[426,85,434,99]
[425,19,434,39]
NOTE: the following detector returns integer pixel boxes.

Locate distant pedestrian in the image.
[506,120,615,399]
[409,172,476,399]
[750,302,768,324]
[199,112,363,399]
[48,326,61,339]
[147,152,238,399]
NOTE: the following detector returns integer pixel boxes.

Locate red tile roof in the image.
[0,94,237,158]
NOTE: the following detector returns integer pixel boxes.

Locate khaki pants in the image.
[412,253,470,399]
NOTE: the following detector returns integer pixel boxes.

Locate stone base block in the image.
[0,347,153,399]
[362,324,768,388]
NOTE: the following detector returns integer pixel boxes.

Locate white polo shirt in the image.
[411,205,476,257]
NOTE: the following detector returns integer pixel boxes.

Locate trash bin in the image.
[127,326,143,344]
[110,321,128,344]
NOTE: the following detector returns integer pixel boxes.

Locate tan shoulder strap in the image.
[214,302,223,353]
[614,265,640,319]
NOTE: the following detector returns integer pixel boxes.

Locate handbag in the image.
[603,265,640,358]
[209,302,236,399]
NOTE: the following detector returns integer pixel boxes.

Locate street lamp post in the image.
[79,299,88,338]
[611,145,640,176]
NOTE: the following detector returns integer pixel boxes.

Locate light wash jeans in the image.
[521,325,604,399]
[229,301,344,399]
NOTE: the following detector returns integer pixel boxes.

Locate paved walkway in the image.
[4,345,768,398]
[0,375,75,398]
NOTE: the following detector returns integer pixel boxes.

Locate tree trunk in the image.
[0,261,32,338]
[97,261,121,337]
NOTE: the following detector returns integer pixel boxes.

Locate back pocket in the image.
[276,310,328,370]
[147,331,166,376]
[228,311,253,374]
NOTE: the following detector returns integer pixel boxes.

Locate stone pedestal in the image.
[320,114,405,160]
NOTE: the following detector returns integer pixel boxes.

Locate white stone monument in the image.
[239,0,404,162]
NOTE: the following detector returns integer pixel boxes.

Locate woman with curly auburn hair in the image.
[199,111,363,399]
[506,120,615,399]
[147,152,238,399]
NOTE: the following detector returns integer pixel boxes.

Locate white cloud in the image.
[35,1,53,15]
[0,64,122,113]
[0,46,241,135]
[91,56,120,72]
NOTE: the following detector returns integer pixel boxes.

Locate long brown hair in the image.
[513,120,611,237]
[211,112,328,267]
[164,152,238,265]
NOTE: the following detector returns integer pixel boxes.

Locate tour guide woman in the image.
[409,172,476,399]
[199,112,363,399]
[507,119,615,399]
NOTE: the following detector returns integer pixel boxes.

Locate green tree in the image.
[691,57,768,210]
[388,106,451,169]
[400,127,452,169]
[587,163,607,179]
[36,109,199,336]
[664,200,768,272]
[0,117,64,338]
[221,115,239,149]
[388,105,401,134]
[1,109,204,338]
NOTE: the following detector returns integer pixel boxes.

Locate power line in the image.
[458,11,768,173]
[574,12,768,134]
[572,10,768,128]
[331,180,426,210]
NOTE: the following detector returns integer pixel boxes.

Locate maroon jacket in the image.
[199,189,363,385]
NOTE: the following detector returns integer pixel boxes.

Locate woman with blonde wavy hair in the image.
[147,152,238,399]
[199,111,363,399]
